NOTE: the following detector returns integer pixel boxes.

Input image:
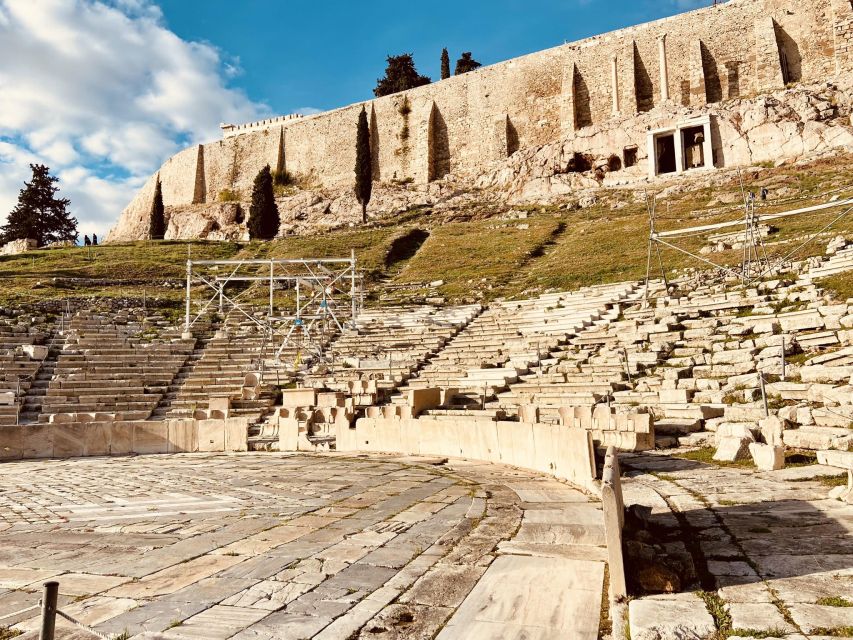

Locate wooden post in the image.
[39,581,59,640]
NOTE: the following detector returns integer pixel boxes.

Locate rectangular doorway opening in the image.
[655,134,676,175]
[681,125,706,170]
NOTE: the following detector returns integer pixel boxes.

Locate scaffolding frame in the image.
[644,185,853,298]
[183,251,361,366]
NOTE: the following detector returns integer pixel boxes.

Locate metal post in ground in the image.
[39,581,58,640]
[759,374,769,418]
[781,336,786,382]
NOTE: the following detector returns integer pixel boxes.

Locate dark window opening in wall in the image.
[680,81,691,107]
[681,125,706,170]
[656,135,677,174]
[608,154,622,172]
[726,62,741,98]
[624,147,638,168]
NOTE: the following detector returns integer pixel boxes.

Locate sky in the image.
[0,0,708,240]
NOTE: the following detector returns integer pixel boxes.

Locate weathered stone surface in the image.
[628,594,716,640]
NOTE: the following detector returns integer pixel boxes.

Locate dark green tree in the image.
[374,53,431,97]
[454,52,482,75]
[247,165,280,240]
[440,48,451,80]
[0,164,77,246]
[354,106,372,224]
[149,178,166,240]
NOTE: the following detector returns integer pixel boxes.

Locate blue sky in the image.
[0,0,706,239]
[158,0,705,115]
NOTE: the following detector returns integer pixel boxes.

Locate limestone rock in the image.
[748,443,785,471]
[628,594,716,640]
[714,436,753,462]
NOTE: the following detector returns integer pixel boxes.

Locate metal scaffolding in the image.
[644,186,853,296]
[182,251,362,366]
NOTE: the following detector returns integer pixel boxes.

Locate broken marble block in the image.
[748,442,785,471]
[759,416,786,446]
[714,436,753,462]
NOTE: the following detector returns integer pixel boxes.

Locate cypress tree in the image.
[454,52,482,75]
[374,54,431,97]
[149,178,166,240]
[247,165,280,240]
[354,106,372,224]
[440,48,451,80]
[0,164,77,246]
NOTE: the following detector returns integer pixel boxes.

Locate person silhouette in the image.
[83,235,91,246]
[92,233,98,246]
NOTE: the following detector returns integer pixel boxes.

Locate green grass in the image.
[810,626,853,637]
[729,628,792,638]
[817,596,853,607]
[394,215,564,299]
[672,447,754,468]
[818,272,853,302]
[0,629,22,639]
[0,240,242,306]
[3,153,853,309]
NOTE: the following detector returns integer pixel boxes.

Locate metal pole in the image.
[350,249,357,323]
[759,374,769,417]
[296,279,301,319]
[39,581,58,640]
[644,192,654,302]
[781,336,786,382]
[184,260,192,334]
[269,261,274,318]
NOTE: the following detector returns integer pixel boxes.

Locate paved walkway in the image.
[0,453,608,640]
[622,452,853,640]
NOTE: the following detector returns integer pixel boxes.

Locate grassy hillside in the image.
[1,155,852,311]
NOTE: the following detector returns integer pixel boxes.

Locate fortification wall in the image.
[108,0,853,241]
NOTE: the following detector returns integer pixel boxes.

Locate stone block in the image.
[278,417,300,451]
[407,388,441,417]
[198,419,226,452]
[22,424,53,458]
[748,443,785,470]
[758,416,786,446]
[133,422,170,454]
[628,593,716,640]
[714,436,752,462]
[0,426,23,461]
[225,418,248,452]
[169,419,197,453]
[110,423,133,455]
[83,423,112,456]
[53,424,87,458]
[208,397,230,420]
[281,388,316,408]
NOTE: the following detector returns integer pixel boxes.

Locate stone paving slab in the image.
[436,555,605,640]
[0,453,608,639]
[622,451,853,639]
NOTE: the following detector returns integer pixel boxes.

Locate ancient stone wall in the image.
[109,0,853,241]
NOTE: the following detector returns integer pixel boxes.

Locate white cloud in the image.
[0,0,268,240]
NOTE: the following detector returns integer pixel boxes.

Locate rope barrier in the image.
[55,608,120,640]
